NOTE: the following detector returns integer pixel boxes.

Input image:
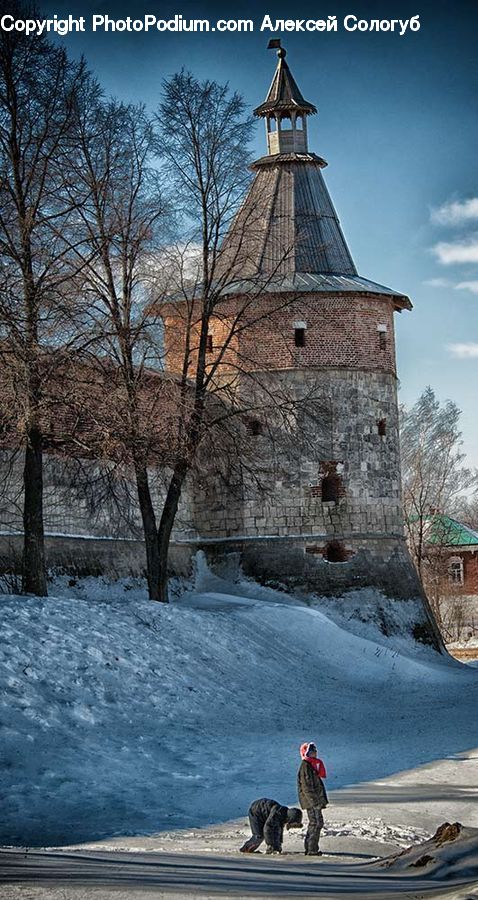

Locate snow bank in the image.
[450,636,478,649]
[1,569,477,847]
[379,822,478,881]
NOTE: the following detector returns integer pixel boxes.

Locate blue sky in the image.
[43,0,478,464]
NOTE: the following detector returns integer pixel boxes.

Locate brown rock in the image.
[433,822,462,846]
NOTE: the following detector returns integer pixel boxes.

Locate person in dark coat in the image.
[239,798,302,853]
[297,741,328,856]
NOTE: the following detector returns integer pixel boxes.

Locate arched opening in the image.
[377,419,387,436]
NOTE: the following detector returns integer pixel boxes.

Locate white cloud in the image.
[431,197,478,226]
[455,281,478,295]
[432,237,478,265]
[447,343,478,358]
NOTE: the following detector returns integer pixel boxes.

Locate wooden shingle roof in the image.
[254,48,317,117]
[217,47,411,307]
[219,154,357,279]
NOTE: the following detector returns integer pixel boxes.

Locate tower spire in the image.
[254,41,317,155]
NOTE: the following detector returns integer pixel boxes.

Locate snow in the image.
[1,556,478,896]
[450,635,478,649]
[376,822,478,881]
[51,748,478,857]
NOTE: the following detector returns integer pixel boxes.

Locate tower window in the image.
[377,324,388,351]
[206,333,213,352]
[377,419,387,436]
[321,475,341,503]
[248,419,263,436]
[294,327,306,348]
[319,461,344,503]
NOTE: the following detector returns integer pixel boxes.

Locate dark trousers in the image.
[304,807,323,854]
[239,811,264,852]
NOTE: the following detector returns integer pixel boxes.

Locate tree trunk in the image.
[135,465,161,602]
[155,461,188,603]
[22,424,47,596]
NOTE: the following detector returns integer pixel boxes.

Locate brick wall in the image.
[447,550,478,596]
[164,292,397,378]
[463,552,478,594]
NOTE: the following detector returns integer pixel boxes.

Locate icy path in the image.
[51,748,478,858]
[1,846,477,900]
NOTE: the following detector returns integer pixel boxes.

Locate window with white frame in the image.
[448,556,464,585]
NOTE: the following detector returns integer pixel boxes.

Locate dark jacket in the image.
[297,760,328,810]
[249,798,289,850]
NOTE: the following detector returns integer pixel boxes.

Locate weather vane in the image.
[267,38,286,57]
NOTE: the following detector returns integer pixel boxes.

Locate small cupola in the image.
[254,40,317,156]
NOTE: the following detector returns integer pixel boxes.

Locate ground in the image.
[1,557,478,896]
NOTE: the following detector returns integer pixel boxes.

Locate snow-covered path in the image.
[2,817,478,900]
[1,847,476,900]
[55,748,478,860]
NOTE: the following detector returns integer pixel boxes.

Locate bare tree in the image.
[49,70,330,603]
[400,387,478,630]
[419,541,467,639]
[63,89,176,599]
[0,7,91,594]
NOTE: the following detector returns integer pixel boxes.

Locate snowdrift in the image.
[0,570,477,847]
[379,821,478,882]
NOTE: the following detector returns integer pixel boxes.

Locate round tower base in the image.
[198,536,443,651]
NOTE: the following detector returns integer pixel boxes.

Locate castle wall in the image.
[193,368,404,541]
[189,362,426,600]
[0,532,193,580]
[0,452,198,545]
[0,298,421,604]
[199,535,422,601]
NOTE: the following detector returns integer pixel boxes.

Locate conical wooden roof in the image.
[254,49,317,117]
[219,154,357,278]
[217,48,411,308]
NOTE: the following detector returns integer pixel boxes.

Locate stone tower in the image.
[166,44,441,644]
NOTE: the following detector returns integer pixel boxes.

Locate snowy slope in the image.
[1,564,478,847]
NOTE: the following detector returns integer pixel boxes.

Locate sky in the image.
[39,0,478,465]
